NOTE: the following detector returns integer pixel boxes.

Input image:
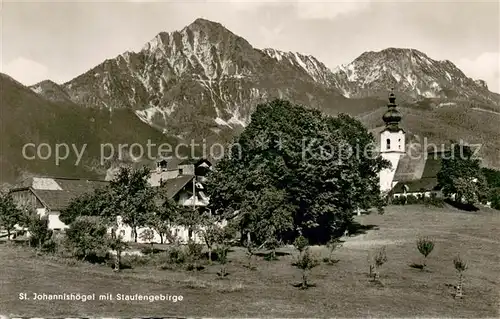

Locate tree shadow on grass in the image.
[254,251,291,257]
[291,282,317,289]
[368,279,385,288]
[322,258,340,265]
[201,249,235,262]
[409,263,432,272]
[409,263,425,270]
[141,247,165,255]
[347,222,379,237]
[445,199,480,212]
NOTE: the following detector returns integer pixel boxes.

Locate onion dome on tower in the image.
[382,88,402,131]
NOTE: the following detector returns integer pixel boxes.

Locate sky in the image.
[1,0,499,92]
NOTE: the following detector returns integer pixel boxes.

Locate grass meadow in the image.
[1,205,499,317]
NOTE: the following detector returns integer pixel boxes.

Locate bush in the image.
[166,245,186,265]
[424,193,445,207]
[26,215,53,249]
[139,229,155,248]
[186,240,203,260]
[65,216,109,262]
[243,239,257,270]
[264,238,280,261]
[369,246,387,281]
[140,246,163,255]
[392,196,406,205]
[489,188,500,210]
[406,195,419,204]
[215,245,230,278]
[292,247,320,289]
[121,254,151,268]
[185,240,204,271]
[41,239,57,254]
[392,193,445,207]
[293,235,309,253]
[453,255,468,299]
[324,237,342,265]
[140,246,154,255]
[416,237,435,270]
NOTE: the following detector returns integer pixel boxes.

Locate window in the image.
[386,138,391,150]
[179,168,184,175]
[398,138,401,150]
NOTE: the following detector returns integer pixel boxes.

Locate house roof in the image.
[161,175,195,199]
[11,174,198,211]
[178,157,213,167]
[30,189,84,211]
[10,177,108,211]
[393,177,440,194]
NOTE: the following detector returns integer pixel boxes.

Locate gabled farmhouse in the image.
[9,177,108,231]
[147,157,212,208]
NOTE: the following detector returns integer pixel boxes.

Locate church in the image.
[378,90,444,198]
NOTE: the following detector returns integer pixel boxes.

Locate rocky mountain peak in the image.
[262,48,336,87]
[331,47,499,104]
[30,79,72,103]
[142,18,253,57]
[25,19,500,147]
[184,18,231,34]
[474,79,488,90]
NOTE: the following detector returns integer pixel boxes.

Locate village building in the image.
[9,177,108,231]
[9,158,213,243]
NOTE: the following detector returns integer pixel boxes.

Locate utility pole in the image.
[192,176,196,211]
[190,176,196,241]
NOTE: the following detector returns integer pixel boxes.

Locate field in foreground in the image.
[0,205,499,317]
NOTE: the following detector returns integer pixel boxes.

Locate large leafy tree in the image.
[437,144,489,206]
[0,192,22,241]
[65,216,109,260]
[146,188,180,244]
[206,99,388,244]
[60,187,113,225]
[109,166,157,242]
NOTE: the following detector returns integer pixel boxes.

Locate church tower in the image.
[379,89,405,192]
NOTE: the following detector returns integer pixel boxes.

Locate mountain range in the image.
[1,18,499,184]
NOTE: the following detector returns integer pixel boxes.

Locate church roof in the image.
[393,152,445,182]
[392,150,450,193]
[421,155,445,178]
[393,154,427,182]
[393,177,440,194]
